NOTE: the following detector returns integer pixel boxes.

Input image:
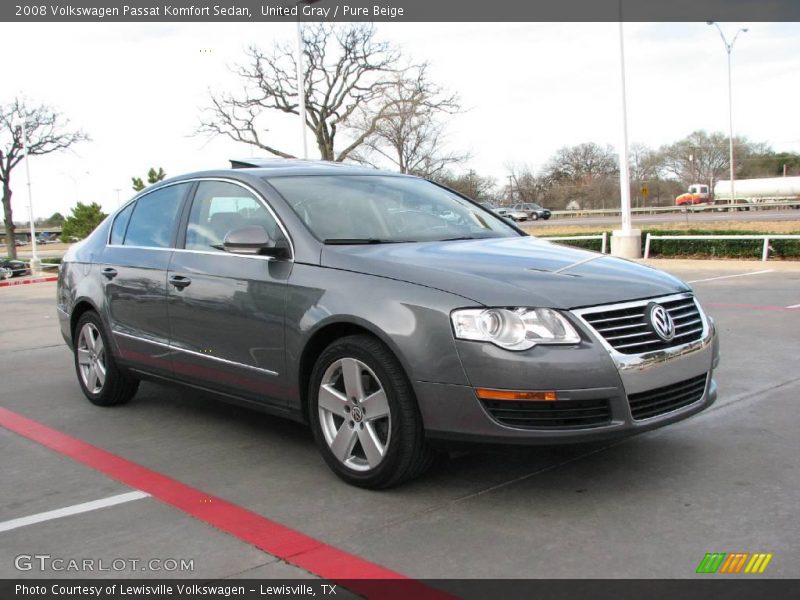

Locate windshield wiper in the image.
[438,236,478,241]
[323,238,413,245]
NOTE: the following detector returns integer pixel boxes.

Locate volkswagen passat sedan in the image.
[57,160,719,488]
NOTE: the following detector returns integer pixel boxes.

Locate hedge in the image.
[545,229,800,259]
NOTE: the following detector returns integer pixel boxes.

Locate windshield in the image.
[267,175,519,243]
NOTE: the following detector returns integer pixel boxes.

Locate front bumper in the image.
[417,295,719,444]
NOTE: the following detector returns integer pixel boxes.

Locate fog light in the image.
[475,388,557,401]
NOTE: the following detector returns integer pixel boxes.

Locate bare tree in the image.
[433,169,496,202]
[544,142,618,182]
[658,130,730,186]
[0,98,88,258]
[198,24,400,162]
[351,65,467,177]
[540,143,619,210]
[505,163,548,205]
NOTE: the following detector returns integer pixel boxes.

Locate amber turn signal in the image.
[475,388,557,401]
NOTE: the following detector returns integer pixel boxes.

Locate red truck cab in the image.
[676,184,712,206]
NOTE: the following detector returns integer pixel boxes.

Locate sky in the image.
[1,21,799,220]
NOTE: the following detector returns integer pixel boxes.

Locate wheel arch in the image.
[296,317,415,424]
[70,298,103,344]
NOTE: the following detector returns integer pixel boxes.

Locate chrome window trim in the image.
[106,177,295,261]
[112,330,279,376]
[571,292,712,371]
[106,179,192,247]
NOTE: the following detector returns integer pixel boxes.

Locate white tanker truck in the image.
[676,176,800,207]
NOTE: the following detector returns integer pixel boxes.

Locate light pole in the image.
[707,22,748,206]
[610,19,641,258]
[12,117,40,272]
[296,21,308,160]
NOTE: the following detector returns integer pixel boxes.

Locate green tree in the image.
[48,211,65,226]
[61,202,107,240]
[739,151,800,178]
[132,167,166,191]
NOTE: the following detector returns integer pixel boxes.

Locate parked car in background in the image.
[0,258,31,278]
[513,202,552,220]
[58,159,719,489]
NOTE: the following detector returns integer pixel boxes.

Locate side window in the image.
[185,181,282,252]
[110,202,134,245]
[124,184,188,248]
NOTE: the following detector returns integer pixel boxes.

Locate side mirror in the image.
[223,226,289,258]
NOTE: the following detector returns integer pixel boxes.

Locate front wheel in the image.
[73,312,139,406]
[309,335,434,489]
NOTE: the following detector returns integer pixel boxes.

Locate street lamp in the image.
[707,22,748,205]
[12,116,40,273]
[295,0,320,160]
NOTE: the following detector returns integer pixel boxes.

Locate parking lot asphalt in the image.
[0,260,798,584]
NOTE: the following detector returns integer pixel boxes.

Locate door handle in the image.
[101,267,118,280]
[168,275,192,289]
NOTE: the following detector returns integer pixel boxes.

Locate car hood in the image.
[321,236,690,309]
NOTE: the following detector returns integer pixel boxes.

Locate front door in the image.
[167,180,292,405]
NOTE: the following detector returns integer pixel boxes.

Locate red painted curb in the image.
[0,275,58,287]
[0,407,452,599]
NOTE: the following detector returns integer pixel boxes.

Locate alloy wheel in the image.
[77,322,106,394]
[317,357,391,472]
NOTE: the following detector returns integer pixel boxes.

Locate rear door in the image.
[167,179,292,405]
[102,182,191,376]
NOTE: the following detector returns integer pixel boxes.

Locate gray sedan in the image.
[57,160,719,488]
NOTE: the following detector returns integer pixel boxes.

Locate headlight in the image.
[451,308,581,351]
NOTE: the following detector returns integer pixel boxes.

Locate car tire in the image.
[543,215,550,220]
[73,312,139,407]
[531,213,539,221]
[308,334,434,489]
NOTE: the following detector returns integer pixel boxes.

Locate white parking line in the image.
[786,303,800,309]
[687,269,774,284]
[0,491,149,533]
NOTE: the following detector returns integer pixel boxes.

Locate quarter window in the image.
[185,181,283,252]
[110,202,134,245]
[123,184,188,248]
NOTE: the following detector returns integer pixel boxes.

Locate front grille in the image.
[579,295,704,354]
[628,374,708,420]
[481,398,612,429]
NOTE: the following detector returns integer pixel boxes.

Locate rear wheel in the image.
[531,213,539,221]
[74,312,138,406]
[309,335,434,489]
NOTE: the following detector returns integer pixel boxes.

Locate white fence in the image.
[644,233,800,262]
[542,232,608,254]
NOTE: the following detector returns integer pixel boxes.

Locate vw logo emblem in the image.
[647,303,675,342]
